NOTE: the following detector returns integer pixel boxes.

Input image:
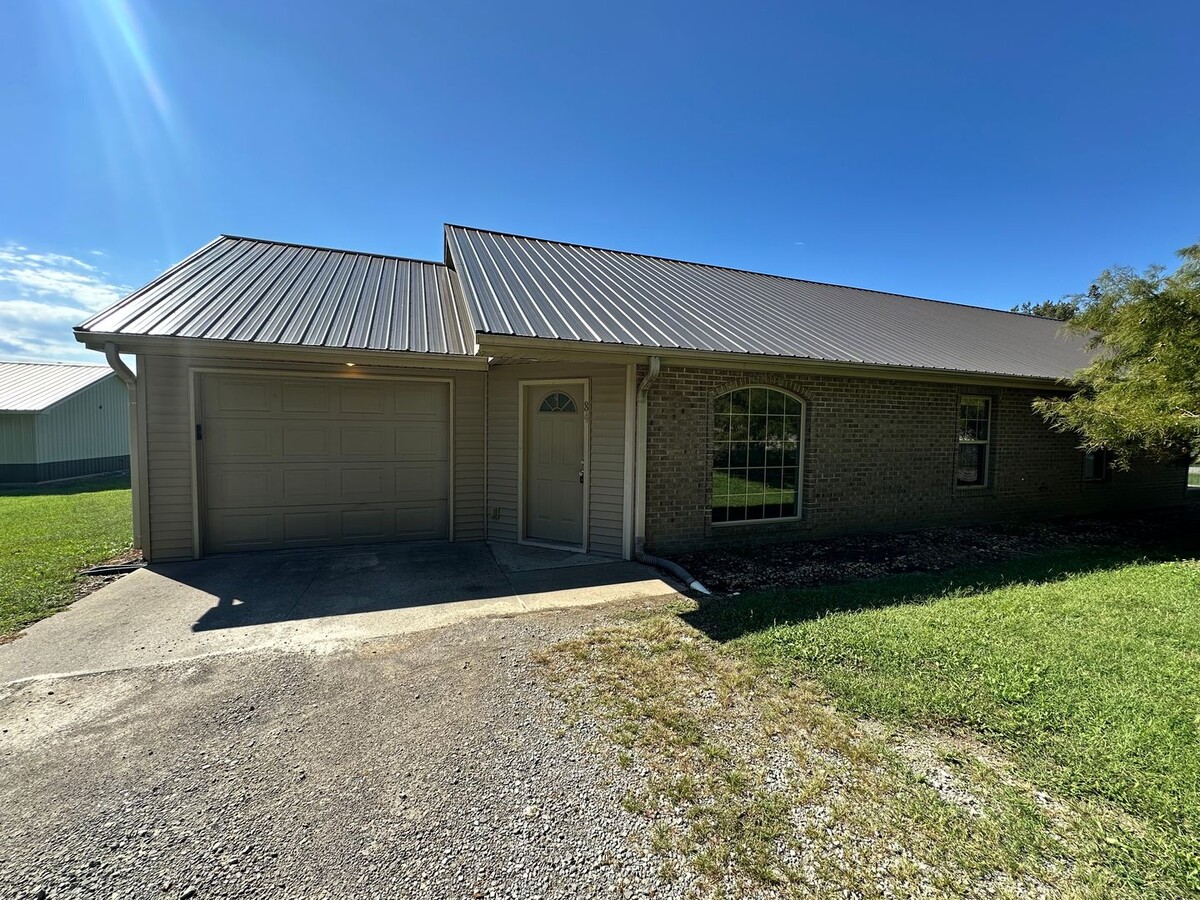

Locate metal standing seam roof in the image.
[0,361,115,412]
[78,235,476,356]
[445,225,1094,381]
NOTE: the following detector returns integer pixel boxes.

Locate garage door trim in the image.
[187,366,455,557]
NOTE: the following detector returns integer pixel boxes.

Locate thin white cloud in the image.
[0,243,130,363]
[0,299,90,323]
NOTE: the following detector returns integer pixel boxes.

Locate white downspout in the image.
[633,356,710,595]
[103,342,143,551]
[634,356,660,551]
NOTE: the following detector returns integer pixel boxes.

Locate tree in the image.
[1010,298,1079,321]
[1033,242,1200,469]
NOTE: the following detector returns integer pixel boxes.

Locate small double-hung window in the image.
[955,396,992,488]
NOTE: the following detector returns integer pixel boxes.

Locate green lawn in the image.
[725,553,1200,896]
[0,475,132,638]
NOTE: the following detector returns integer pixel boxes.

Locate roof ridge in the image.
[443,223,1051,322]
[219,233,444,268]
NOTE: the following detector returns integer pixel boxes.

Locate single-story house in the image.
[0,361,130,484]
[73,226,1188,562]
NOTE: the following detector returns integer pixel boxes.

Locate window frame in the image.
[955,394,993,491]
[710,385,806,527]
[1082,448,1112,483]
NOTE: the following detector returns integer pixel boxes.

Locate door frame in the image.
[517,378,590,552]
[189,366,456,559]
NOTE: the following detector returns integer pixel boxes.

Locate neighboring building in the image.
[0,361,130,484]
[73,228,1188,562]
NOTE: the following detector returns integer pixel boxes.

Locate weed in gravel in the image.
[537,611,1138,899]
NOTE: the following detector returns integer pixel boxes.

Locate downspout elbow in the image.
[104,342,136,387]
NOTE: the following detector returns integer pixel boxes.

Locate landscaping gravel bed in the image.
[0,607,685,900]
[674,506,1200,593]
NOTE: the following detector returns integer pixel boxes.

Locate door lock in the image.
[579,461,585,484]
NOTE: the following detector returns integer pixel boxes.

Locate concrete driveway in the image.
[0,541,675,685]
[0,542,685,899]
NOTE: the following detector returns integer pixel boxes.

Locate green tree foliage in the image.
[1034,243,1200,468]
[1010,298,1079,320]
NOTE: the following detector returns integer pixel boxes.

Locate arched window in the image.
[712,386,804,523]
[538,391,577,413]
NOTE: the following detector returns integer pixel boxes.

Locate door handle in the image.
[579,460,585,484]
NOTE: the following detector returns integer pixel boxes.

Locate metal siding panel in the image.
[33,376,129,464]
[0,414,37,464]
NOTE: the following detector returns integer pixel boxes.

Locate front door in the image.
[524,384,585,546]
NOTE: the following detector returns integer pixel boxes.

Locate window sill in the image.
[711,515,805,528]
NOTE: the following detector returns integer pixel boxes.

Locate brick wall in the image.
[643,366,1189,554]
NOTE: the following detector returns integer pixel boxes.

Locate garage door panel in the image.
[281,426,331,456]
[283,510,334,543]
[209,422,274,458]
[395,422,446,458]
[281,382,332,413]
[340,384,387,415]
[207,511,275,550]
[340,468,384,500]
[394,462,447,501]
[394,382,446,418]
[215,380,273,413]
[283,468,332,504]
[339,427,387,456]
[207,467,275,507]
[342,508,388,540]
[201,374,451,553]
[395,504,445,539]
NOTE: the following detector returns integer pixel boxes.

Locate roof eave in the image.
[474,333,1074,390]
[74,329,490,371]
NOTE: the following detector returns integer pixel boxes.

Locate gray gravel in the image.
[0,608,683,900]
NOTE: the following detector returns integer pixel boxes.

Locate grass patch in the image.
[540,547,1200,897]
[731,556,1200,896]
[0,475,132,638]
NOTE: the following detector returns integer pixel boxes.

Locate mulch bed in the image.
[674,505,1200,594]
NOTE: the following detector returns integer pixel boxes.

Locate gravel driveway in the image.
[0,605,681,900]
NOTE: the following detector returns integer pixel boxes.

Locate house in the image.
[73,227,1188,562]
[0,361,130,484]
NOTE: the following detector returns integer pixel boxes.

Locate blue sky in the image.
[1,0,1197,362]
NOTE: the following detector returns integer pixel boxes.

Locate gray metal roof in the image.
[445,225,1092,380]
[0,361,115,412]
[78,235,474,356]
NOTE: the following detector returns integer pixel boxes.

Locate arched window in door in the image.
[538,391,577,413]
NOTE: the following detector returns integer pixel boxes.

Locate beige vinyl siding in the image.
[486,362,628,557]
[0,414,36,464]
[34,375,129,463]
[140,353,486,562]
[454,370,486,541]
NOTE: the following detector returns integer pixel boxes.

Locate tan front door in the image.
[525,385,585,547]
[200,373,450,553]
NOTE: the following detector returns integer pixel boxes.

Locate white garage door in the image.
[200,373,450,553]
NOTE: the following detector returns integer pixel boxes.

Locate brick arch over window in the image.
[710,384,807,524]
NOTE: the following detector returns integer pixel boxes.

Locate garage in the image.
[199,373,451,553]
